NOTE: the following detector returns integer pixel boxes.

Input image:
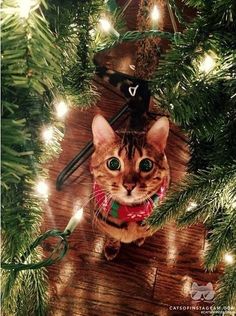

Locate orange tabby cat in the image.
[91,114,170,260]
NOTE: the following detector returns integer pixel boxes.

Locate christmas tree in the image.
[148,0,236,309]
[1,0,236,314]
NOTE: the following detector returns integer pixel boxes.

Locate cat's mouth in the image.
[111,191,152,206]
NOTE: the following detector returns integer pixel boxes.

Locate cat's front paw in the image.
[104,238,121,261]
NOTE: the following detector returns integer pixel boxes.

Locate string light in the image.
[18,0,38,19]
[187,201,198,211]
[99,18,112,32]
[55,101,68,119]
[224,253,234,265]
[35,180,49,198]
[42,127,53,144]
[64,208,84,233]
[199,54,216,73]
[99,18,120,37]
[150,5,160,22]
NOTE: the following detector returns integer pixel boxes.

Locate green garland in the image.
[95,29,174,52]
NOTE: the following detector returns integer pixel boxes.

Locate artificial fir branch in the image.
[149,0,236,308]
[1,1,63,314]
[46,0,105,107]
[215,264,236,309]
[168,0,187,26]
[204,209,236,271]
[148,163,236,228]
[95,29,173,52]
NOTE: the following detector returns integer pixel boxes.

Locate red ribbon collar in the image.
[93,177,168,223]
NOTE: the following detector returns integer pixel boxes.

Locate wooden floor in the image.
[43,2,222,315]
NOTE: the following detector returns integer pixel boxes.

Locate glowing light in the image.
[42,127,53,143]
[18,0,37,19]
[64,208,84,233]
[199,54,216,73]
[187,201,198,211]
[151,5,160,22]
[99,18,119,37]
[181,275,193,297]
[55,101,68,119]
[75,208,84,221]
[224,253,234,265]
[99,18,112,32]
[35,180,49,198]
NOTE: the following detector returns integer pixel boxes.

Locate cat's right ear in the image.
[92,115,116,147]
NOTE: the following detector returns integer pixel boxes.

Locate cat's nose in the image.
[123,183,136,194]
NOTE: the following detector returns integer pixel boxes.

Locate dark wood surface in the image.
[43,2,222,315]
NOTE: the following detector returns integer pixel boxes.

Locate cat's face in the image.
[91,115,169,205]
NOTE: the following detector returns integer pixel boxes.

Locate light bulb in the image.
[74,208,84,221]
[64,208,84,233]
[224,253,234,265]
[42,127,53,143]
[151,5,160,22]
[187,201,198,211]
[55,101,68,119]
[99,18,120,37]
[199,54,216,73]
[99,18,112,32]
[18,0,37,19]
[35,180,49,198]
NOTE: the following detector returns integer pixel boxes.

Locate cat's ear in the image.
[147,117,169,152]
[92,114,116,147]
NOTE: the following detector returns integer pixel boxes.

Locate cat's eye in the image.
[139,158,153,172]
[107,157,121,171]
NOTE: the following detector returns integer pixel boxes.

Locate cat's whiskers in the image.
[90,187,112,228]
[92,194,112,228]
[92,191,107,228]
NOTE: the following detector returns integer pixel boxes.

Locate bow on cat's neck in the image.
[93,177,169,223]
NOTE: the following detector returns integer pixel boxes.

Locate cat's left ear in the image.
[147,117,169,152]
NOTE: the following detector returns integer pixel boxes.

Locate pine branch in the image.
[1,1,64,314]
[204,209,236,271]
[215,264,236,309]
[168,0,187,26]
[149,0,236,309]
[46,0,105,107]
[95,29,173,52]
[2,256,48,316]
[148,163,236,228]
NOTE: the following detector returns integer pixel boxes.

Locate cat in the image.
[90,114,170,260]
